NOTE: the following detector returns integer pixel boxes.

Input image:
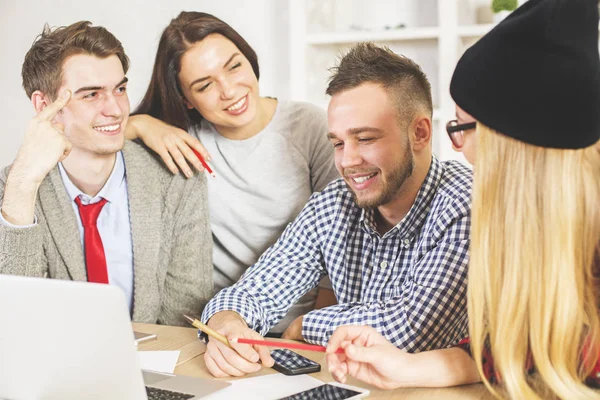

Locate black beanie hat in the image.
[450,0,600,149]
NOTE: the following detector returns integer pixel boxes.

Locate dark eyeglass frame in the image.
[446,120,476,148]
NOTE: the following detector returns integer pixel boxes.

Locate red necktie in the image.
[75,196,109,284]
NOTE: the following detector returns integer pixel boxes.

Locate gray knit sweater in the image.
[0,140,213,326]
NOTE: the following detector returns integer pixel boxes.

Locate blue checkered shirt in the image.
[202,157,472,351]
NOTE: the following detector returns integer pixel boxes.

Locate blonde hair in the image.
[469,124,600,399]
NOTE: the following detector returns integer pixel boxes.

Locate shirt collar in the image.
[360,156,443,240]
[58,152,126,205]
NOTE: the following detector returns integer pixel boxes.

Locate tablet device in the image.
[277,382,369,399]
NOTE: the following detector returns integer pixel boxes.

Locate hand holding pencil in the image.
[184,312,274,378]
[184,314,230,347]
[185,315,344,354]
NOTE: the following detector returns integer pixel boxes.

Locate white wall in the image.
[0,0,289,166]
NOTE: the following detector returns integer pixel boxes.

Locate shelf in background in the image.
[457,24,496,38]
[306,27,439,45]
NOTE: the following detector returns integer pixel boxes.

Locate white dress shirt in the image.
[58,153,134,313]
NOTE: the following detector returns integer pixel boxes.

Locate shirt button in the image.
[380,261,388,268]
[403,239,411,247]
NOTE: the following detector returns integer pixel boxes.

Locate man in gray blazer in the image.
[0,21,213,326]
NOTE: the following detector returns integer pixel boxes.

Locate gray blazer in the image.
[0,140,213,326]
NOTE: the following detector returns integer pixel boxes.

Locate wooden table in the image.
[133,323,494,399]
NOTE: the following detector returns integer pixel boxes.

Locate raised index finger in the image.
[38,90,71,121]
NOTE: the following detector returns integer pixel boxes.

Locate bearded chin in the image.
[347,153,414,210]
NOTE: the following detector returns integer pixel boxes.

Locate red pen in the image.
[231,338,344,354]
[191,148,215,178]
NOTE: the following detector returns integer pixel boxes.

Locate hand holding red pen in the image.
[191,148,215,177]
[326,325,410,390]
[127,114,213,178]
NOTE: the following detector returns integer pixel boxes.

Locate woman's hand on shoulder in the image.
[127,114,212,178]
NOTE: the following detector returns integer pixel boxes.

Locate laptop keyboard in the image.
[145,386,195,400]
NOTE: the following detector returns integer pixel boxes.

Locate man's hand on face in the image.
[11,91,72,185]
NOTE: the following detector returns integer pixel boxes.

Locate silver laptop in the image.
[0,275,230,400]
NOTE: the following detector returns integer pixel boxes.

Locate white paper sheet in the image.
[137,350,180,374]
[202,373,325,400]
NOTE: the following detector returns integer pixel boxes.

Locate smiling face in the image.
[328,82,414,209]
[177,34,260,135]
[53,54,129,156]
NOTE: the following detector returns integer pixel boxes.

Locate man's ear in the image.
[31,90,51,115]
[411,115,432,151]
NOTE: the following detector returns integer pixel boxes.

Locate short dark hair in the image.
[134,12,260,131]
[22,21,129,100]
[326,42,432,124]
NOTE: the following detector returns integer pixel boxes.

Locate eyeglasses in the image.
[446,120,476,148]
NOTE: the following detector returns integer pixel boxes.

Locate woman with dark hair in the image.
[126,12,339,334]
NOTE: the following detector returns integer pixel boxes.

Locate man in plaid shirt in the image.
[200,43,472,378]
